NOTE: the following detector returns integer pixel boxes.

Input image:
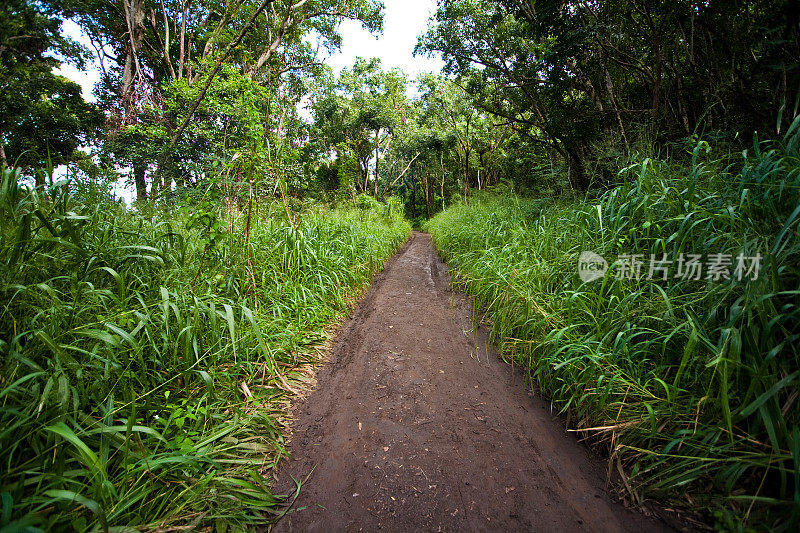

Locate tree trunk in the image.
[0,137,6,168]
[362,157,369,193]
[652,38,662,134]
[566,147,590,191]
[648,6,663,135]
[676,73,691,134]
[153,151,177,195]
[177,0,188,79]
[410,180,417,219]
[122,0,146,114]
[478,151,487,190]
[440,153,445,212]
[374,129,380,198]
[601,55,629,149]
[133,160,147,202]
[462,149,470,203]
[423,173,431,219]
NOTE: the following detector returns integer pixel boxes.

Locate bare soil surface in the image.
[271,232,674,532]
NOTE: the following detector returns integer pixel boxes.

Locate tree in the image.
[417,0,595,190]
[417,0,800,191]
[310,58,408,198]
[412,73,510,205]
[62,0,384,201]
[0,0,101,182]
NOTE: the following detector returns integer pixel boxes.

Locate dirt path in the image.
[272,232,673,532]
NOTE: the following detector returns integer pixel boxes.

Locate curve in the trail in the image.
[272,232,673,532]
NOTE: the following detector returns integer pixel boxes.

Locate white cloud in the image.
[55,19,101,103]
[325,0,443,78]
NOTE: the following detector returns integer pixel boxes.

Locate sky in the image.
[55,20,101,102]
[325,0,443,78]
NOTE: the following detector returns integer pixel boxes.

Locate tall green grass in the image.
[0,169,410,532]
[426,121,800,530]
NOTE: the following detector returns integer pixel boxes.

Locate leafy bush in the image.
[355,193,379,210]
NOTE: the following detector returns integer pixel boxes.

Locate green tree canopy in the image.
[418,0,800,190]
[0,0,101,181]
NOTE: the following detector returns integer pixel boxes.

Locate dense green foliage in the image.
[310,58,409,199]
[0,167,409,531]
[426,124,800,530]
[419,0,800,191]
[0,0,100,176]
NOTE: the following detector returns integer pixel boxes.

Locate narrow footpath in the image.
[272,232,674,532]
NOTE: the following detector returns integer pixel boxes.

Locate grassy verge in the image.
[425,125,800,530]
[0,170,410,532]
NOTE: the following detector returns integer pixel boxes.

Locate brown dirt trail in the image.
[272,232,673,532]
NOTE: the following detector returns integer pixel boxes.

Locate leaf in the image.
[76,329,118,347]
[1,492,12,527]
[242,306,273,371]
[45,423,106,482]
[771,203,800,255]
[99,266,124,298]
[105,323,139,349]
[196,370,215,397]
[0,372,45,401]
[223,303,236,361]
[43,490,104,522]
[739,371,798,417]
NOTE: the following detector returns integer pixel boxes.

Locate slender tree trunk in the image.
[566,147,590,192]
[177,0,188,79]
[362,157,369,193]
[410,180,417,219]
[133,160,147,202]
[652,38,662,133]
[374,129,380,198]
[462,148,470,203]
[676,73,691,134]
[648,7,663,135]
[0,136,6,168]
[478,151,487,190]
[153,152,177,195]
[440,153,445,212]
[151,172,161,196]
[601,55,629,149]
[423,173,431,219]
[122,0,146,113]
